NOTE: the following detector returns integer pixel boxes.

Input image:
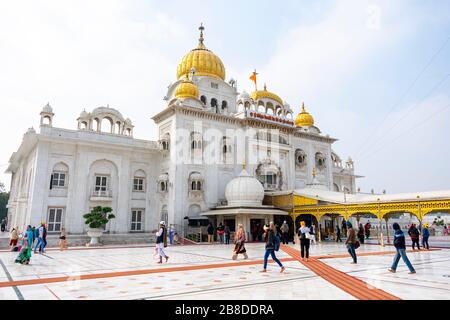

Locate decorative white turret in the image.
[225,169,265,207]
[40,103,54,127]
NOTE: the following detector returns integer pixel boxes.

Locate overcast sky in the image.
[0,0,449,194]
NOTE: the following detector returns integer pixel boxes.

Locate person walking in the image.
[41,223,48,252]
[10,226,19,250]
[341,219,347,236]
[207,222,214,243]
[309,224,316,244]
[15,225,33,265]
[1,219,5,232]
[34,223,46,254]
[224,223,230,245]
[388,223,416,274]
[232,224,248,260]
[280,221,289,245]
[155,221,169,264]
[364,221,371,240]
[31,226,36,244]
[422,224,430,250]
[217,222,225,244]
[357,223,365,244]
[59,227,67,251]
[408,224,420,250]
[260,222,285,273]
[345,221,357,264]
[297,221,311,262]
[335,225,342,242]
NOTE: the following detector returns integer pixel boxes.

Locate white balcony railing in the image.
[263,183,278,191]
[91,189,113,199]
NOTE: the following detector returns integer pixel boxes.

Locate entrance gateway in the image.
[201,168,288,241]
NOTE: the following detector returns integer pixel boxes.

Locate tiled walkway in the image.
[0,242,448,300]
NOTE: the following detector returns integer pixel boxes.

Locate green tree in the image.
[0,182,9,220]
[83,206,115,229]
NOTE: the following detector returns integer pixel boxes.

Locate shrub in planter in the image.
[83,206,115,245]
[83,206,115,228]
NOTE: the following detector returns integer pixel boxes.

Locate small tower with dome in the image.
[40,103,54,127]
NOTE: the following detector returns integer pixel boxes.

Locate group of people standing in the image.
[207,222,231,244]
[11,223,68,265]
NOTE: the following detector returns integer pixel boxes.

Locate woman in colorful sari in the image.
[232,224,248,260]
[15,225,33,265]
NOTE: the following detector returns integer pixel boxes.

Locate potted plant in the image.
[83,206,115,246]
[432,216,445,236]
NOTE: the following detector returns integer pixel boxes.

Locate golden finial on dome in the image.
[198,23,205,48]
[263,83,267,91]
[294,101,315,127]
[176,23,225,80]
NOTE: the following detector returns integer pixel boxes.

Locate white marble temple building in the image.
[6,25,357,238]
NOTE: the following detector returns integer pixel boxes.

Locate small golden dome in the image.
[176,24,225,80]
[175,78,199,99]
[295,102,315,127]
[250,84,283,105]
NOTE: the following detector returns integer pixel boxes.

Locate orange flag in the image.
[249,70,257,84]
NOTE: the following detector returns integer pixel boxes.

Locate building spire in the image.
[198,23,205,48]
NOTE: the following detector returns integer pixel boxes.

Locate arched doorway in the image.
[273,215,294,242]
[295,214,319,240]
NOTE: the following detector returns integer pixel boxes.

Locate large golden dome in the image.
[175,78,199,99]
[250,84,283,105]
[295,102,315,127]
[176,24,225,81]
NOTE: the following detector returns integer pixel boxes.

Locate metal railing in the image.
[91,189,113,198]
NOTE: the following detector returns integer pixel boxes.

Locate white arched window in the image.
[315,152,326,170]
[160,133,170,151]
[101,117,113,134]
[189,172,203,192]
[295,149,307,167]
[51,162,69,189]
[256,160,281,191]
[157,173,169,192]
[190,132,202,150]
[133,169,146,192]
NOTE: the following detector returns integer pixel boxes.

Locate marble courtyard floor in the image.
[0,242,448,300]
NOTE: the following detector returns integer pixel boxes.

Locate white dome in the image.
[79,110,89,118]
[225,169,265,207]
[238,91,251,100]
[42,103,53,113]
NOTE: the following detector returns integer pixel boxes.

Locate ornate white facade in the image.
[6,25,357,237]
